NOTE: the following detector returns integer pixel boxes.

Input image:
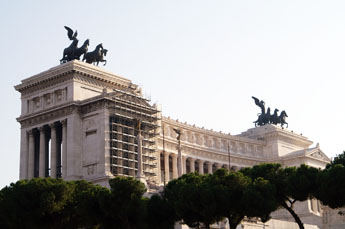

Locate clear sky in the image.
[1,1,345,188]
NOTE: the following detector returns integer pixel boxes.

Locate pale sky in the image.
[1,1,345,188]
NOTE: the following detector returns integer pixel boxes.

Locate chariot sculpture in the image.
[252,96,288,128]
[60,26,108,66]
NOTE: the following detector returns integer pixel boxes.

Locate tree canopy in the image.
[316,151,345,209]
[0,178,75,229]
[241,163,321,229]
[1,160,345,229]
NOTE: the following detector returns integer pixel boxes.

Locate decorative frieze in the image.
[18,105,78,128]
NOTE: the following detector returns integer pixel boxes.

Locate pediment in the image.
[306,148,331,162]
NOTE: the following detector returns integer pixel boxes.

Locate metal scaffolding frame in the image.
[107,90,159,180]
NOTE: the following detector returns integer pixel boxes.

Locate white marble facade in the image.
[15,60,333,228]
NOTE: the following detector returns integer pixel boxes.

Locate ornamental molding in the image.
[15,60,135,96]
[18,74,73,97]
[157,141,265,165]
[158,136,264,160]
[162,117,265,146]
[17,103,79,128]
[81,99,107,115]
[264,130,312,148]
[307,149,331,163]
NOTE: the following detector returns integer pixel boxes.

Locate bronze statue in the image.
[278,110,288,128]
[83,43,108,66]
[252,96,288,128]
[60,26,90,63]
[252,96,265,115]
[74,39,89,60]
[253,96,269,126]
[270,108,279,125]
[173,128,182,141]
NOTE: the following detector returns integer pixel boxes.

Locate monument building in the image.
[15,60,333,228]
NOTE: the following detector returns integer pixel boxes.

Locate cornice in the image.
[15,60,136,95]
[17,102,79,128]
[157,137,265,162]
[162,116,265,146]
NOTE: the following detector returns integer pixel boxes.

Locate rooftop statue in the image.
[60,26,89,63]
[173,128,182,141]
[252,96,288,128]
[83,43,108,66]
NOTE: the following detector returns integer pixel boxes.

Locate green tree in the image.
[64,180,109,228]
[210,169,277,229]
[0,178,109,229]
[316,164,345,208]
[209,169,249,229]
[164,173,222,229]
[98,176,147,229]
[0,178,74,229]
[241,163,319,229]
[146,194,176,229]
[316,151,345,208]
[326,151,345,169]
[243,177,278,222]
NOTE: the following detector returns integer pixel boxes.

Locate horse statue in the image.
[95,49,108,66]
[73,39,89,60]
[270,108,279,125]
[83,43,108,66]
[278,110,288,128]
[263,107,271,125]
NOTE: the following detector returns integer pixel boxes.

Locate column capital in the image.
[27,129,33,135]
[189,157,196,162]
[49,123,56,129]
[171,153,177,159]
[207,161,213,165]
[38,126,45,132]
[164,151,170,157]
[61,119,67,126]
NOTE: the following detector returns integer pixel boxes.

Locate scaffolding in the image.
[107,89,160,182]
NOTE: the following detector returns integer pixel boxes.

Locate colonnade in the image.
[160,151,237,183]
[25,120,67,179]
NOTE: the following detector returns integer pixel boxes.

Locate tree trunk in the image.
[228,215,243,229]
[281,202,304,229]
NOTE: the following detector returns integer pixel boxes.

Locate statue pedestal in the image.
[238,124,313,158]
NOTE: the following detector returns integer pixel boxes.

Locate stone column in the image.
[61,120,67,178]
[172,154,178,179]
[164,151,170,183]
[182,156,187,174]
[190,158,195,173]
[50,123,57,178]
[27,129,35,179]
[177,144,182,177]
[19,128,28,179]
[208,161,213,174]
[39,127,46,177]
[137,133,144,178]
[66,112,82,179]
[198,160,204,174]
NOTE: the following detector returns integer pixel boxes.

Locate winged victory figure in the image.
[60,26,79,63]
[252,96,268,126]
